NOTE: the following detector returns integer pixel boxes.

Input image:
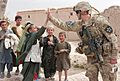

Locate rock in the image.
[0,74,23,81]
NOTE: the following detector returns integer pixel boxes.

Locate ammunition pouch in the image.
[82,46,94,56]
[83,46,91,55]
[111,43,118,55]
[102,42,112,55]
[76,47,84,54]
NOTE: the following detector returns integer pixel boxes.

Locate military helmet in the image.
[73,1,92,13]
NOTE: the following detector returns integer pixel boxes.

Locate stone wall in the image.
[17,6,120,49]
[0,0,8,19]
[17,8,79,41]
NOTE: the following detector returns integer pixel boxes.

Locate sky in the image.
[5,0,120,20]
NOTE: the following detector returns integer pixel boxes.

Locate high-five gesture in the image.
[44,18,48,27]
[43,13,49,27]
[47,8,52,20]
[43,8,52,27]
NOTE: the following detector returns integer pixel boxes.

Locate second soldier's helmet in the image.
[73,1,92,14]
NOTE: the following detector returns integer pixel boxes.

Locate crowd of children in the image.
[0,15,71,81]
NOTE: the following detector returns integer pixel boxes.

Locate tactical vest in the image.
[79,22,109,56]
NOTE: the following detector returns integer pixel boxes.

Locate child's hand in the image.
[48,41,54,45]
[0,36,4,40]
[60,49,67,53]
[43,17,48,28]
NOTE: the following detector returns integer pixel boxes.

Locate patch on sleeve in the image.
[105,26,113,33]
[66,21,75,27]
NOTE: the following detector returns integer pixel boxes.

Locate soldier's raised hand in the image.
[47,8,52,20]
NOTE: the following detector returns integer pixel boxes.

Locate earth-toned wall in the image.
[0,0,8,19]
[17,6,120,49]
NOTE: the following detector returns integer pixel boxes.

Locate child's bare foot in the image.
[64,79,68,81]
[45,78,49,81]
[49,77,55,80]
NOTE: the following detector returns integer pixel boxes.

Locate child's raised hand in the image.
[48,41,54,45]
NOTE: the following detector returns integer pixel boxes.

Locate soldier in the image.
[47,1,118,81]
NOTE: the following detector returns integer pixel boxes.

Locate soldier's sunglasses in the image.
[76,10,89,15]
[75,10,81,14]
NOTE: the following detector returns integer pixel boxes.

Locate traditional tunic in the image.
[21,40,41,81]
[55,41,71,71]
[11,24,23,39]
[17,26,46,81]
[25,40,41,63]
[15,25,29,67]
[41,35,58,78]
[16,23,34,54]
[11,24,23,66]
[0,29,13,72]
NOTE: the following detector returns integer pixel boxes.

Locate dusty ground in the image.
[0,41,119,81]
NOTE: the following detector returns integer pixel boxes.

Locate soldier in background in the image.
[47,1,118,81]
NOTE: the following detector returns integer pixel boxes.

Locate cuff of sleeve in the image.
[111,56,117,59]
[41,26,46,29]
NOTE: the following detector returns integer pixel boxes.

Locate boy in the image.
[41,25,58,81]
[0,20,13,78]
[11,15,23,75]
[18,23,46,81]
[12,15,23,39]
[55,32,71,81]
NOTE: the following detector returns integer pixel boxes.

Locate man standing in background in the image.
[11,15,23,75]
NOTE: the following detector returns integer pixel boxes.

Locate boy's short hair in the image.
[0,20,8,26]
[59,32,66,38]
[15,15,22,21]
[47,25,54,31]
[26,23,34,32]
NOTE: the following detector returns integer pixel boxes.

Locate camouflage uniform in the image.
[48,1,118,81]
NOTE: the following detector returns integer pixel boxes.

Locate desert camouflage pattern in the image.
[73,1,92,12]
[49,14,118,81]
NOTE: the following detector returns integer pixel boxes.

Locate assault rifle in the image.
[80,25,104,64]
